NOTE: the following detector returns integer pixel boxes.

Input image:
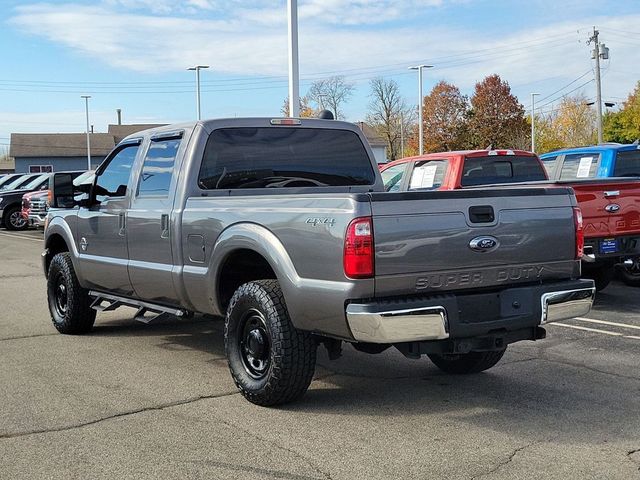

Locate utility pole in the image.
[409,65,433,155]
[530,93,540,153]
[399,115,405,159]
[287,0,300,117]
[187,65,209,120]
[81,95,91,170]
[588,27,609,144]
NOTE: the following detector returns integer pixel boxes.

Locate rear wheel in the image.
[224,280,317,406]
[47,253,96,334]
[428,349,507,374]
[582,264,614,291]
[619,257,640,287]
[3,205,27,231]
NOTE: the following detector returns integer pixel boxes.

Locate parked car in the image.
[44,119,593,406]
[540,143,640,286]
[1,173,39,192]
[380,148,640,290]
[0,172,83,230]
[21,171,94,228]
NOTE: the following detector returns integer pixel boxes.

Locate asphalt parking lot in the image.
[1,228,639,479]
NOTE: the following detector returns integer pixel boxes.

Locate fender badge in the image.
[80,237,88,251]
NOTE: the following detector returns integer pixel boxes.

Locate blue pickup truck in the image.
[540,143,640,287]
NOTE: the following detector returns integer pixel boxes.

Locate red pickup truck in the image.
[381,149,640,290]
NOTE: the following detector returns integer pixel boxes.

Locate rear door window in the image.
[381,163,408,192]
[461,155,547,186]
[198,127,375,190]
[559,154,599,180]
[408,160,448,190]
[613,150,640,177]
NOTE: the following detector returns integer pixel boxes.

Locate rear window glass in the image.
[559,154,599,180]
[408,160,448,190]
[461,155,546,186]
[614,150,640,177]
[540,155,558,178]
[198,127,375,190]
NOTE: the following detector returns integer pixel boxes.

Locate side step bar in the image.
[89,291,188,324]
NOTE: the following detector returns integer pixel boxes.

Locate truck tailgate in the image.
[566,180,640,239]
[370,188,580,296]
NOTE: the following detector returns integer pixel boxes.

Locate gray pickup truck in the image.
[44,118,595,406]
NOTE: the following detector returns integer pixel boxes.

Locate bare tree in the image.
[366,77,414,161]
[307,76,355,120]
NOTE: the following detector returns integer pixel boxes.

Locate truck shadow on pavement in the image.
[87,314,640,446]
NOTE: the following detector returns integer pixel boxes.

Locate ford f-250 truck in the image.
[382,148,640,290]
[540,144,640,287]
[44,118,594,406]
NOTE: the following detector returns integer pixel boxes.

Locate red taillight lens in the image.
[573,207,584,259]
[344,217,374,278]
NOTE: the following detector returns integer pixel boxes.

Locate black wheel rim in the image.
[9,211,26,229]
[54,274,68,317]
[239,308,271,379]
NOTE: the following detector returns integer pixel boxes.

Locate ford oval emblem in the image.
[605,204,621,213]
[469,236,500,252]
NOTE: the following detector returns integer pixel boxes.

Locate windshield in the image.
[22,174,50,190]
[461,155,547,186]
[0,174,23,189]
[2,174,37,191]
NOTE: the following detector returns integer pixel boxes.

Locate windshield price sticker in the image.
[410,164,439,189]
[576,157,594,178]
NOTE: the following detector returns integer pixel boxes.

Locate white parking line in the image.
[551,322,623,336]
[574,317,640,331]
[0,232,42,243]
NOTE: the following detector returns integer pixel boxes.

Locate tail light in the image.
[573,207,584,259]
[344,217,374,279]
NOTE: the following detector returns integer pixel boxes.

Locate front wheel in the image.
[224,280,317,406]
[3,205,28,231]
[47,253,96,334]
[428,349,506,374]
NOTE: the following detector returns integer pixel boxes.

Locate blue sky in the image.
[1,0,639,147]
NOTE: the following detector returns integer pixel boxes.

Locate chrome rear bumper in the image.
[540,287,595,325]
[346,304,448,343]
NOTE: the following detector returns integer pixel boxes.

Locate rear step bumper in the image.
[346,279,595,344]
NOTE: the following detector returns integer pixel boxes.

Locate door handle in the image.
[161,214,170,239]
[118,212,126,237]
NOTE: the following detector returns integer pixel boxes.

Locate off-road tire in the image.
[224,280,317,406]
[583,265,614,291]
[618,260,640,287]
[47,253,96,334]
[428,348,507,374]
[3,205,27,231]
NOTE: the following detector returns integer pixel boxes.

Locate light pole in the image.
[81,95,91,170]
[409,64,433,155]
[530,92,540,153]
[187,65,209,120]
[399,115,405,159]
[287,0,300,117]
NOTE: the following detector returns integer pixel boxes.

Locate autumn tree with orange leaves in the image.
[468,74,529,149]
[281,95,317,118]
[421,81,469,152]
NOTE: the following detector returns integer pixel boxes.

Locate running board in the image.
[89,291,187,324]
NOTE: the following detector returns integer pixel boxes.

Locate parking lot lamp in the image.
[408,65,433,155]
[81,95,91,170]
[530,92,540,153]
[187,65,209,120]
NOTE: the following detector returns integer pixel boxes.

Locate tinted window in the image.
[95,145,139,202]
[198,127,375,190]
[614,150,640,177]
[540,155,558,178]
[408,160,448,190]
[138,139,180,197]
[381,163,407,192]
[461,155,547,186]
[559,153,599,180]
